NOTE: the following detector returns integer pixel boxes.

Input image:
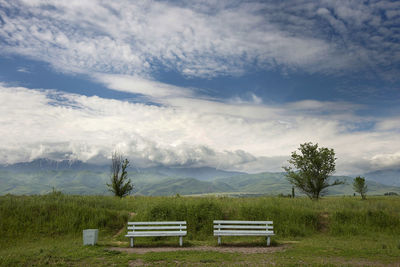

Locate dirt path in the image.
[108,244,288,254]
[319,212,329,233]
[113,212,136,238]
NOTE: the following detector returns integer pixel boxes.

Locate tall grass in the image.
[1,193,399,243]
[131,196,400,239]
[0,192,129,239]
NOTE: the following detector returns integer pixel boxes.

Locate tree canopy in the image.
[107,151,134,198]
[353,176,368,200]
[283,142,343,200]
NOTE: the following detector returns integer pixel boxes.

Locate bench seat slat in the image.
[126,231,187,237]
[128,226,187,230]
[214,230,274,236]
[213,220,272,224]
[213,225,273,229]
[128,221,186,225]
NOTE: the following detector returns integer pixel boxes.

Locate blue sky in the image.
[0,0,399,174]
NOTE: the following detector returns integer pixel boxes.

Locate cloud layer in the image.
[0,1,399,175]
[1,83,399,174]
[0,0,399,78]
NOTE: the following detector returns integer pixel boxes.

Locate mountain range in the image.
[0,158,399,196]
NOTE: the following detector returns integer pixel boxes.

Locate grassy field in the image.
[1,193,400,266]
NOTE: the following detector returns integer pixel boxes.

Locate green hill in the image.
[136,177,235,195]
[1,169,400,196]
[216,172,287,193]
[215,173,400,196]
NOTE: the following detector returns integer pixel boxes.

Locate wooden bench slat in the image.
[214,230,274,234]
[213,220,272,224]
[128,221,186,225]
[128,226,187,230]
[126,231,187,237]
[214,230,274,236]
[213,225,273,229]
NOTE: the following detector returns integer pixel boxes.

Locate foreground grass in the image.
[1,194,400,266]
[1,234,399,266]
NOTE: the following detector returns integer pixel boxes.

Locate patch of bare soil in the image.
[129,259,184,266]
[113,212,136,238]
[109,244,288,254]
[319,212,329,233]
[324,257,399,267]
[128,259,146,266]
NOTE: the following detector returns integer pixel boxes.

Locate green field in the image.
[1,193,400,266]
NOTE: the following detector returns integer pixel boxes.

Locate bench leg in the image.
[218,236,221,245]
[130,237,134,248]
[266,236,270,246]
[179,236,183,247]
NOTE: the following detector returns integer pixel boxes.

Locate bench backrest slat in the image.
[128,221,186,225]
[213,225,273,230]
[128,226,187,230]
[213,220,272,224]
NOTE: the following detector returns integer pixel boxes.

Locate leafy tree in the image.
[107,151,134,198]
[283,142,343,200]
[353,176,367,200]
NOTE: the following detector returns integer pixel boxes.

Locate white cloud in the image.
[370,152,400,169]
[95,74,194,99]
[316,7,330,16]
[1,0,398,78]
[0,0,399,176]
[16,67,30,73]
[375,117,400,131]
[1,83,399,174]
[283,100,363,113]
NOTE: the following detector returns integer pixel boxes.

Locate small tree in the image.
[283,142,343,200]
[353,176,367,200]
[107,151,134,198]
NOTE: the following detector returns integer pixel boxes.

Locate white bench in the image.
[125,221,187,247]
[213,220,274,246]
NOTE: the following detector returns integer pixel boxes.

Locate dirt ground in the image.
[108,244,288,254]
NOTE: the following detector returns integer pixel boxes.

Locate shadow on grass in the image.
[101,240,198,248]
[217,239,279,247]
[105,240,281,248]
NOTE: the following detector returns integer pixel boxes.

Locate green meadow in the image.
[1,193,400,266]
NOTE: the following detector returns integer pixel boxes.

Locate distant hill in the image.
[215,172,287,193]
[364,169,400,187]
[143,166,244,181]
[0,158,243,180]
[1,159,400,196]
[0,169,235,196]
[215,173,400,196]
[0,169,109,195]
[0,158,107,172]
[136,178,235,196]
[318,176,400,196]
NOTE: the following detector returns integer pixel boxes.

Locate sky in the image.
[0,0,399,175]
